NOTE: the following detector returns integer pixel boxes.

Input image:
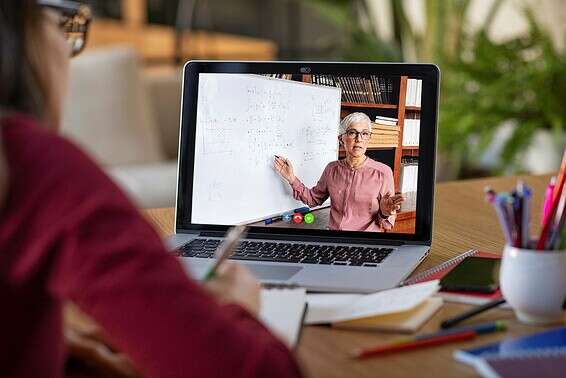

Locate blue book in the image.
[454,327,566,366]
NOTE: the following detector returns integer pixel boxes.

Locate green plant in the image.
[440,10,566,173]
[306,0,566,176]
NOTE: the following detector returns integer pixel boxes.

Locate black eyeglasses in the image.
[38,0,92,57]
[344,129,372,140]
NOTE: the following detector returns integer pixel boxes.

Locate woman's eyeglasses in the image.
[38,0,92,57]
[344,130,372,140]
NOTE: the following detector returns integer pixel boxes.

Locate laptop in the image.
[168,61,439,293]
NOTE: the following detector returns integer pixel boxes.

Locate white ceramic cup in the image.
[500,245,566,325]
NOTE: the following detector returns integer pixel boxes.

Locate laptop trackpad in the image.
[246,264,302,281]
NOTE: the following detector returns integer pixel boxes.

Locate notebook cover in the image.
[331,297,443,333]
[454,327,566,366]
[259,288,307,348]
[475,350,566,378]
[403,250,503,305]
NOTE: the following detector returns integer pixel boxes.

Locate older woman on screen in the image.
[274,112,404,232]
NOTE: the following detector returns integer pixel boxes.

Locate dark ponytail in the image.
[0,0,45,119]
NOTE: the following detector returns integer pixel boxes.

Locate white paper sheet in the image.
[305,280,440,324]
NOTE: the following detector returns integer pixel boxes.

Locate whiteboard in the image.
[191,74,341,225]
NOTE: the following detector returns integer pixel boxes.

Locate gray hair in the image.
[339,112,372,135]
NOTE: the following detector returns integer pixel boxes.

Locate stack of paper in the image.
[305,281,442,333]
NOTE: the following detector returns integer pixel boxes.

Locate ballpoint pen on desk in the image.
[441,299,507,329]
[351,321,506,359]
[202,225,247,281]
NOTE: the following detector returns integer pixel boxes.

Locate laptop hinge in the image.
[198,231,404,246]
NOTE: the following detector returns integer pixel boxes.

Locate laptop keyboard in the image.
[176,239,394,267]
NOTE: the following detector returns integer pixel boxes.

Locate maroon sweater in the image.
[0,115,301,378]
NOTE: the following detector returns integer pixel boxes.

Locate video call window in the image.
[191,73,422,234]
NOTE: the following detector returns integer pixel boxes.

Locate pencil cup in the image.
[500,245,566,325]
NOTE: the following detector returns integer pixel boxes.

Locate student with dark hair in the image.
[0,1,302,377]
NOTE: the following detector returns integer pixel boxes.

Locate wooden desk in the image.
[144,174,558,377]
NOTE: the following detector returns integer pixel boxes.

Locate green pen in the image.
[202,225,247,281]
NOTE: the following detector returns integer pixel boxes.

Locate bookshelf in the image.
[305,75,421,190]
[301,74,420,233]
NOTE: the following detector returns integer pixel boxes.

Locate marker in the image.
[264,216,283,225]
[274,155,289,166]
[293,207,310,213]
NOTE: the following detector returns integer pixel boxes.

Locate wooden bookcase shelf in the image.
[341,102,398,109]
[336,76,419,190]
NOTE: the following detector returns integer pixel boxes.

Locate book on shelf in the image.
[264,73,293,80]
[402,115,420,146]
[310,74,394,104]
[374,115,398,127]
[400,156,418,211]
[405,78,422,107]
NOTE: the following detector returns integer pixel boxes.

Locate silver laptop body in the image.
[167,61,439,293]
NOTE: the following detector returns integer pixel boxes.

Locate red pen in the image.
[542,176,556,226]
[537,151,566,250]
[351,330,476,359]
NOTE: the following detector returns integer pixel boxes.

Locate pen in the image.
[202,225,247,281]
[546,187,566,249]
[440,299,507,329]
[352,331,476,359]
[351,321,506,359]
[521,185,532,248]
[542,176,556,226]
[491,194,513,245]
[537,151,566,250]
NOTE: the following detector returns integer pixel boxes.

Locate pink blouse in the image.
[291,158,396,232]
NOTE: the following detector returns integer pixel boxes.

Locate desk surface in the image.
[145,174,558,378]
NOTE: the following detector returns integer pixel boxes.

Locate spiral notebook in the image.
[400,249,503,305]
[474,350,566,378]
[454,326,566,366]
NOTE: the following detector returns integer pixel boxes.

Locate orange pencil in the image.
[351,330,476,359]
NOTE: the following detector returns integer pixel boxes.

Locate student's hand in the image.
[379,193,405,216]
[64,303,138,377]
[273,155,296,185]
[204,262,261,316]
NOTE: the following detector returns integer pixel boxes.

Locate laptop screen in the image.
[186,70,431,237]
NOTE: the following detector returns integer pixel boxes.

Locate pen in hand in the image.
[203,225,248,281]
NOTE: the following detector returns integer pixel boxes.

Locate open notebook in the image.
[305,280,441,333]
[259,288,307,348]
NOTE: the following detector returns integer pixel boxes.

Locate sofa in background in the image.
[61,47,182,208]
